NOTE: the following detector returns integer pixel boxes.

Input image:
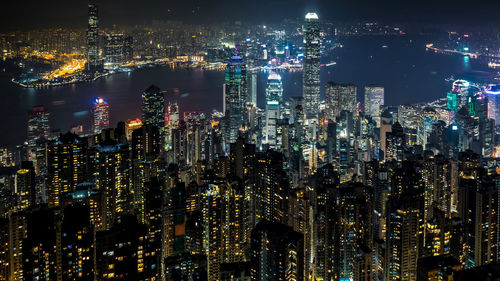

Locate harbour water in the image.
[0,35,494,145]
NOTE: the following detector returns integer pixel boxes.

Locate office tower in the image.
[452,79,471,108]
[141,84,165,134]
[230,136,256,180]
[264,72,283,148]
[22,208,59,281]
[265,72,283,103]
[385,122,404,163]
[223,50,248,147]
[123,36,134,62]
[14,161,35,210]
[61,205,94,280]
[94,139,130,226]
[398,104,419,129]
[275,30,286,55]
[250,220,304,281]
[249,71,257,107]
[27,105,50,154]
[457,167,498,267]
[325,82,357,119]
[87,4,101,72]
[303,12,321,121]
[0,146,14,168]
[47,132,88,207]
[104,33,126,69]
[447,92,459,112]
[92,97,110,134]
[255,151,287,224]
[164,253,208,281]
[96,215,159,280]
[483,86,499,122]
[364,85,384,126]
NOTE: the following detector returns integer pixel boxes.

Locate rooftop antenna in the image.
[235,43,238,56]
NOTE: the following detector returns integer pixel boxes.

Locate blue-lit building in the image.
[484,86,500,123]
[223,51,247,148]
[264,72,283,148]
[302,13,320,121]
[87,4,101,72]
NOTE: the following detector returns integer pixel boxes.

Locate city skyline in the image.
[0,2,499,281]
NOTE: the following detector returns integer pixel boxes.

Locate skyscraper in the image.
[86,4,101,72]
[27,106,50,148]
[104,33,126,69]
[302,12,321,122]
[92,97,110,134]
[364,85,385,126]
[249,71,257,107]
[27,106,50,164]
[223,50,247,147]
[264,72,283,148]
[47,133,88,208]
[484,86,500,122]
[325,82,357,119]
[141,85,165,134]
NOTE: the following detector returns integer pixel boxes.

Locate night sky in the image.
[2,0,500,31]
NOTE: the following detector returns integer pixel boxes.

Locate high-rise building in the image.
[104,33,125,69]
[264,72,283,148]
[14,161,35,211]
[223,50,248,147]
[27,106,50,167]
[27,106,50,150]
[141,85,165,134]
[249,71,257,107]
[92,97,110,134]
[483,86,500,122]
[302,12,321,121]
[47,133,88,207]
[250,220,304,281]
[125,118,143,141]
[325,82,357,119]
[364,85,384,126]
[86,4,101,72]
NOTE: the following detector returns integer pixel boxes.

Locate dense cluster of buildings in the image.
[0,10,499,281]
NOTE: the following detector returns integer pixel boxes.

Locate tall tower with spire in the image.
[222,46,248,149]
[87,4,101,72]
[302,12,321,122]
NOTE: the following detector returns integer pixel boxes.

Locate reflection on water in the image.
[463,55,471,71]
[0,35,494,145]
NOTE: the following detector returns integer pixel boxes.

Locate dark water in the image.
[0,35,493,146]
